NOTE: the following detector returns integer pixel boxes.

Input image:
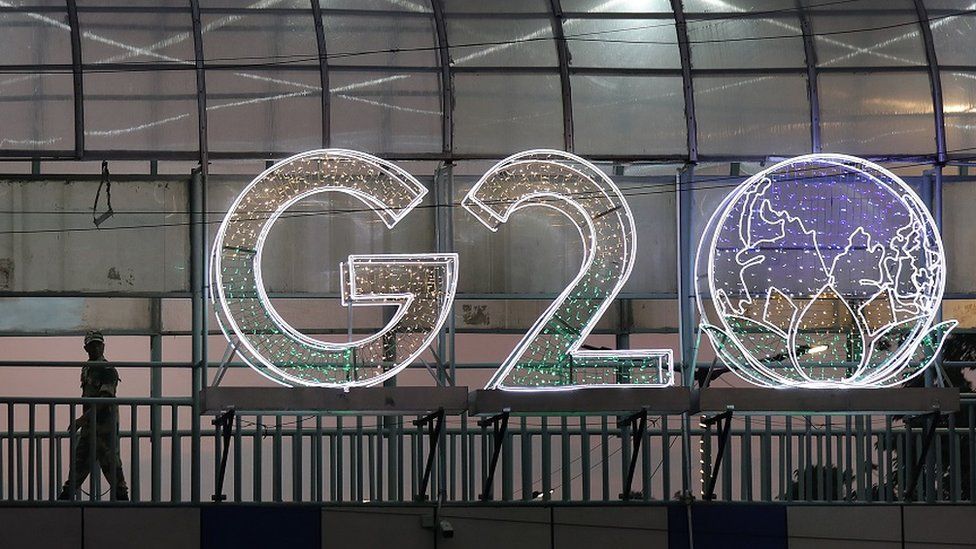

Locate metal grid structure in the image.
[0,0,975,506]
[1,0,974,162]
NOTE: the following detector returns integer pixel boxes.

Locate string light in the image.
[463,149,673,390]
[212,149,458,388]
[695,153,956,388]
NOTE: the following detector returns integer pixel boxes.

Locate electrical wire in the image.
[0,0,971,75]
[1,149,974,237]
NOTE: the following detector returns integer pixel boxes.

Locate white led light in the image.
[212,149,458,387]
[695,153,956,388]
[463,149,673,390]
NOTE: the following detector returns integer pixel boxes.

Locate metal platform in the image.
[201,386,470,415]
[698,387,960,414]
[469,387,692,415]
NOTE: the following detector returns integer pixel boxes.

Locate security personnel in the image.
[58,330,129,501]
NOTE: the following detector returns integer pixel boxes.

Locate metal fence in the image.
[1,394,972,505]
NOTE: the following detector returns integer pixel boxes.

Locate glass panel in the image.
[448,17,557,67]
[329,71,442,154]
[84,71,198,151]
[811,11,927,67]
[694,74,810,156]
[320,0,432,12]
[931,13,976,67]
[200,0,309,8]
[453,73,563,153]
[0,298,152,333]
[943,179,976,293]
[683,0,800,11]
[206,69,322,153]
[561,0,672,12]
[77,0,189,5]
[79,11,194,65]
[942,71,976,157]
[0,179,189,293]
[201,12,317,65]
[819,71,935,155]
[688,16,805,69]
[571,75,686,155]
[454,177,583,294]
[207,177,435,294]
[564,18,680,69]
[453,174,675,295]
[620,183,677,293]
[0,9,70,65]
[443,0,550,13]
[324,13,437,67]
[0,73,73,151]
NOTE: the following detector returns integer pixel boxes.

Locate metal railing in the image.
[1,395,972,505]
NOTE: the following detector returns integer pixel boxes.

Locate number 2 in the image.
[462,150,673,390]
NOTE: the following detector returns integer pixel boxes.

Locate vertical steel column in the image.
[65,0,84,158]
[310,0,331,147]
[430,0,453,154]
[670,0,698,162]
[548,0,574,152]
[676,165,696,387]
[189,168,205,503]
[913,0,947,165]
[189,0,209,503]
[150,298,163,502]
[796,1,821,152]
[434,164,454,500]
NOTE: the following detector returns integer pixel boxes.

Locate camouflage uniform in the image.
[59,357,128,500]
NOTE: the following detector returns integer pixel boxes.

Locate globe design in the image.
[696,154,956,388]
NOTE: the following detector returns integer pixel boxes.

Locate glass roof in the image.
[0,0,973,162]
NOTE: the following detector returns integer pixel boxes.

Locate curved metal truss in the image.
[0,1,963,163]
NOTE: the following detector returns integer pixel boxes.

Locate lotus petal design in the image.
[695,154,954,388]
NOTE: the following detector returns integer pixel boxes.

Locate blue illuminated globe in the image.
[695,154,955,388]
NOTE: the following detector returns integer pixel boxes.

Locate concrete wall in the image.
[0,503,974,549]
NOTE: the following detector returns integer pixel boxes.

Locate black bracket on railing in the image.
[904,407,942,502]
[414,407,445,502]
[478,410,510,501]
[211,407,235,502]
[701,408,733,502]
[618,407,648,500]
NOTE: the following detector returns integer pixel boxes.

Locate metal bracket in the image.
[210,338,239,388]
[414,407,446,502]
[211,407,235,502]
[478,410,510,501]
[904,407,942,501]
[700,408,733,501]
[618,407,648,500]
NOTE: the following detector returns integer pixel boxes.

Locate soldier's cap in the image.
[84,330,105,346]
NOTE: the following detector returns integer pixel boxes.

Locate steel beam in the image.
[201,386,470,415]
[469,387,691,415]
[796,0,822,152]
[676,165,696,387]
[65,0,84,158]
[913,0,947,164]
[430,0,453,153]
[189,0,209,504]
[670,0,698,162]
[699,387,960,414]
[310,0,331,147]
[549,0,574,152]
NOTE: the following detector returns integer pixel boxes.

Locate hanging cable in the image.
[92,160,114,228]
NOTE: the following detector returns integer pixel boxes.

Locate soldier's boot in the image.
[115,485,129,501]
[57,487,72,501]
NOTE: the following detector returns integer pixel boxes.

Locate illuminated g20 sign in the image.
[696,154,955,388]
[214,150,951,390]
[212,148,673,389]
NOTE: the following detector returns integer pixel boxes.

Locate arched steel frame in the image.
[8,1,944,163]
